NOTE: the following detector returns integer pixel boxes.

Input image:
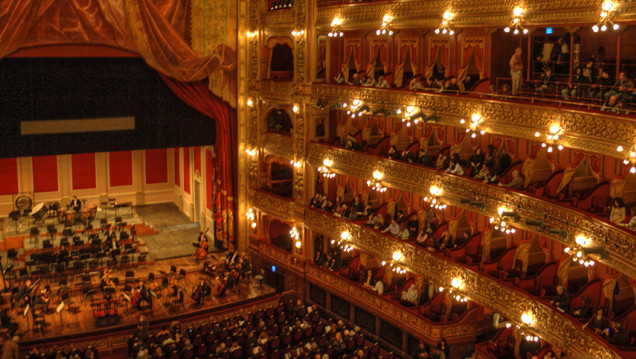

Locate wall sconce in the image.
[381,251,406,274]
[424,186,447,210]
[292,104,300,113]
[376,14,394,36]
[616,145,636,174]
[246,208,257,229]
[245,148,258,157]
[593,0,619,32]
[547,226,569,240]
[317,159,336,178]
[290,159,303,168]
[526,219,547,232]
[504,7,529,35]
[246,30,258,38]
[505,312,540,342]
[398,106,423,127]
[535,124,563,152]
[291,29,305,37]
[460,197,488,211]
[328,17,344,37]
[563,235,607,267]
[439,277,469,302]
[435,11,455,35]
[246,98,254,107]
[460,113,486,138]
[489,207,519,235]
[345,99,370,118]
[331,231,354,252]
[290,226,301,249]
[367,171,388,192]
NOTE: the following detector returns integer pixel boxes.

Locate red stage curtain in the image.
[0,0,234,101]
[0,158,19,196]
[161,76,237,248]
[72,153,96,190]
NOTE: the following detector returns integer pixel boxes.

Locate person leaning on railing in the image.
[535,68,555,95]
[562,67,586,101]
[604,72,633,100]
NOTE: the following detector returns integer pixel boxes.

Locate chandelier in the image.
[367,171,388,193]
[460,113,485,138]
[489,207,519,235]
[398,106,423,127]
[593,1,619,32]
[535,124,564,153]
[439,277,469,303]
[506,312,540,342]
[376,14,394,36]
[424,186,447,210]
[381,251,407,274]
[328,17,344,37]
[317,159,336,178]
[616,145,636,174]
[331,231,354,252]
[435,11,455,35]
[504,7,529,35]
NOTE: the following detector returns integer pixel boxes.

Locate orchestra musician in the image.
[132,282,151,309]
[225,249,239,266]
[57,245,69,267]
[194,235,209,263]
[197,228,209,243]
[192,278,211,306]
[70,195,82,211]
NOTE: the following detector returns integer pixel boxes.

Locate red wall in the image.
[183,148,191,194]
[109,151,133,187]
[0,158,19,196]
[32,155,58,193]
[206,149,213,210]
[174,148,180,187]
[72,153,96,190]
[145,149,168,184]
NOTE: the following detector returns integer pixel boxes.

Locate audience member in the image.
[375,75,390,89]
[498,170,523,189]
[619,207,636,230]
[383,219,400,236]
[550,285,570,312]
[610,197,627,224]
[445,159,464,176]
[469,148,485,176]
[583,308,610,335]
[400,284,419,307]
[535,68,554,95]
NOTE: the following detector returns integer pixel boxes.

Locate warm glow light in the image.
[513,7,524,17]
[383,14,392,22]
[392,251,402,261]
[323,159,333,167]
[451,277,463,289]
[245,148,257,156]
[497,207,508,216]
[471,113,481,122]
[295,241,302,249]
[247,98,253,107]
[341,231,350,240]
[549,125,560,134]
[575,235,589,246]
[430,186,442,196]
[617,145,624,152]
[331,17,342,27]
[443,11,453,20]
[602,0,615,12]
[521,312,535,326]
[293,104,299,113]
[373,171,383,180]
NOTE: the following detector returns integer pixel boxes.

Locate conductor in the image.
[70,196,82,211]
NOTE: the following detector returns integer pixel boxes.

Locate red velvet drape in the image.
[161,75,237,248]
[424,40,449,79]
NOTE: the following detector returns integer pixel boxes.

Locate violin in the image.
[131,286,141,307]
[192,284,202,301]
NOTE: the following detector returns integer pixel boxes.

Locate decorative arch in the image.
[265,108,293,134]
[265,37,294,80]
[457,37,485,82]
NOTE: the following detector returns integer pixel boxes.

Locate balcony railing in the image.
[305,143,636,280]
[250,189,622,358]
[306,263,481,343]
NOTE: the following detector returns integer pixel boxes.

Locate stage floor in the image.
[15,254,275,345]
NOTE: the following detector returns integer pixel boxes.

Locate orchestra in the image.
[193,228,209,262]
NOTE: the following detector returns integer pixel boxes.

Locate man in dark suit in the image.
[70,196,82,211]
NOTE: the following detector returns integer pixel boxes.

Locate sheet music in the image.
[23,304,29,317]
[57,301,65,313]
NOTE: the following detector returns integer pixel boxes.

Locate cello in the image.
[195,237,209,261]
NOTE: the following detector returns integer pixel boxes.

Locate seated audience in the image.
[401,147,416,163]
[407,215,419,237]
[348,72,362,86]
[350,196,364,215]
[416,229,429,247]
[409,77,424,91]
[474,165,497,184]
[619,206,636,230]
[572,295,593,318]
[445,159,464,176]
[387,145,400,160]
[362,269,384,295]
[550,285,570,312]
[397,223,411,240]
[334,72,346,84]
[469,147,485,177]
[436,153,449,170]
[344,134,361,150]
[535,68,554,95]
[605,72,633,100]
[602,95,619,112]
[498,170,523,189]
[583,308,610,335]
[361,75,376,87]
[562,67,585,101]
[418,149,433,167]
[609,320,630,346]
[375,75,390,88]
[383,219,400,236]
[400,284,419,307]
[610,197,626,224]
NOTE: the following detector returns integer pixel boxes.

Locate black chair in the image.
[6,249,18,266]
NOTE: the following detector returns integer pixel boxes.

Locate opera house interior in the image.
[2,0,636,358]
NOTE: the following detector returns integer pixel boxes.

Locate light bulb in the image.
[617,145,624,152]
[449,30,454,35]
[523,28,529,34]
[504,27,510,33]
[376,30,381,35]
[613,23,619,30]
[513,29,519,35]
[592,25,599,32]
[601,24,607,31]
[513,7,523,17]
[435,29,440,34]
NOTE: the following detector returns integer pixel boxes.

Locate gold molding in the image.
[251,189,297,223]
[306,264,480,344]
[301,207,622,359]
[309,84,636,160]
[305,143,636,280]
[263,132,295,157]
[314,0,636,30]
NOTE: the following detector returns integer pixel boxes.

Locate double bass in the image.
[195,237,209,261]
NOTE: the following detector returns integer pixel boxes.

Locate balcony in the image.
[263,132,294,158]
[306,263,481,344]
[309,83,636,159]
[305,143,636,280]
[250,189,623,358]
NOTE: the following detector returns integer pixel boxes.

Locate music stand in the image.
[0,263,13,292]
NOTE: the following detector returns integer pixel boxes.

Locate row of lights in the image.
[504,7,529,35]
[490,207,519,235]
[506,312,540,342]
[535,125,564,153]
[332,231,354,252]
[381,251,407,274]
[460,113,485,138]
[290,226,302,249]
[366,171,388,193]
[246,208,257,229]
[439,277,469,302]
[423,186,447,210]
[563,236,598,267]
[593,0,620,32]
